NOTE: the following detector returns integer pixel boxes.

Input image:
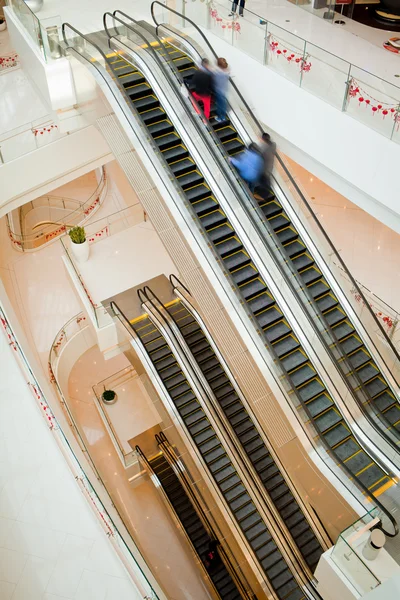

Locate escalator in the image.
[136,444,246,600]
[113,302,312,600]
[99,21,394,505]
[148,8,400,451]
[161,294,324,572]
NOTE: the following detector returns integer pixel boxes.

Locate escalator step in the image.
[162,145,189,163]
[141,107,165,125]
[186,184,212,203]
[276,227,298,245]
[215,236,243,258]
[155,132,181,150]
[248,292,275,315]
[177,171,204,190]
[357,464,386,488]
[316,294,339,313]
[208,224,234,244]
[270,214,290,232]
[240,280,267,301]
[357,364,379,384]
[284,240,305,258]
[273,335,300,358]
[127,83,152,99]
[250,530,273,552]
[341,335,363,355]
[332,321,354,341]
[298,379,324,402]
[325,423,350,448]
[118,71,145,87]
[223,139,245,155]
[192,197,218,216]
[170,158,195,176]
[314,408,342,433]
[260,201,282,218]
[232,265,258,286]
[257,307,282,329]
[365,377,387,398]
[333,437,360,461]
[265,321,291,343]
[349,349,370,369]
[306,393,333,418]
[281,350,308,373]
[292,253,314,272]
[374,391,396,412]
[324,307,346,327]
[382,405,400,425]
[216,126,237,142]
[290,365,315,387]
[148,120,174,138]
[133,95,159,112]
[224,251,251,272]
[345,451,373,474]
[308,280,329,299]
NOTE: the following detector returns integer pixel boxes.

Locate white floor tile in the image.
[0,547,27,584]
[45,535,94,598]
[4,521,66,561]
[0,580,15,600]
[84,538,127,579]
[11,555,55,600]
[74,570,107,600]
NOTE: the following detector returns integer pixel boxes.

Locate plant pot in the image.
[71,239,89,263]
[0,20,6,32]
[24,0,44,13]
[102,391,117,405]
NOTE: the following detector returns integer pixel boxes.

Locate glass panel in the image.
[7,0,46,59]
[296,0,337,23]
[345,65,400,138]
[266,22,305,86]
[301,41,350,110]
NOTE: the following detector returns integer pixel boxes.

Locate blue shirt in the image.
[231,149,263,184]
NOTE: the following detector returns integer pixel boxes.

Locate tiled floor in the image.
[0,318,143,600]
[67,345,213,600]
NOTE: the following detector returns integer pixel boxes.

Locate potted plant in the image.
[101,388,117,404]
[68,225,89,263]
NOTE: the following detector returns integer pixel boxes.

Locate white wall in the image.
[0,125,113,216]
[205,30,400,233]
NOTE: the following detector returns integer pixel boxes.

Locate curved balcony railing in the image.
[6,167,107,252]
[0,307,164,600]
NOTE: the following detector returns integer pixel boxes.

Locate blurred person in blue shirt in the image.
[213,57,230,123]
[230,143,264,192]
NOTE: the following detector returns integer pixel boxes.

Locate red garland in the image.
[84,196,100,216]
[88,225,109,244]
[348,79,400,124]
[268,36,311,72]
[351,287,394,330]
[0,53,19,70]
[209,5,241,35]
[33,124,58,136]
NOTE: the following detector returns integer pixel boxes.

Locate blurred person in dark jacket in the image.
[229,0,246,17]
[258,132,276,195]
[191,58,213,120]
[230,143,264,192]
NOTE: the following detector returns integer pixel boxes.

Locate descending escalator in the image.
[122,308,309,600]
[137,447,244,600]
[162,296,324,572]
[103,38,393,503]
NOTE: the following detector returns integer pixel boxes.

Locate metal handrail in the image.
[150,0,400,386]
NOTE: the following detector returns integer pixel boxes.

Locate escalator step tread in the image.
[265,321,291,343]
[332,321,354,340]
[382,405,400,424]
[349,348,370,369]
[276,227,298,245]
[261,200,282,218]
[232,265,258,286]
[357,363,379,384]
[341,335,363,355]
[306,392,333,418]
[357,464,386,488]
[301,267,322,286]
[308,280,330,299]
[208,224,234,244]
[248,292,275,315]
[162,145,189,163]
[192,197,218,216]
[224,251,251,272]
[292,253,314,272]
[273,335,300,358]
[315,408,342,433]
[284,240,305,258]
[298,379,325,402]
[324,307,346,327]
[141,107,165,124]
[333,437,360,461]
[240,279,267,300]
[257,307,282,329]
[281,350,308,373]
[170,158,196,176]
[345,450,373,474]
[325,423,350,448]
[316,293,339,313]
[290,364,315,388]
[365,377,387,398]
[215,236,243,258]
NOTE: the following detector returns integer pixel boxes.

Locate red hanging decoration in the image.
[268,35,312,72]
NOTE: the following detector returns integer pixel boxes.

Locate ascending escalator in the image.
[100,25,393,504]
[136,444,246,600]
[112,301,312,600]
[148,8,400,449]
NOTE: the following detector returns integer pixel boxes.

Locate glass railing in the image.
[6,0,62,62]
[171,0,400,143]
[6,167,107,251]
[0,306,163,600]
[60,204,146,328]
[331,508,382,595]
[0,116,62,164]
[92,367,138,468]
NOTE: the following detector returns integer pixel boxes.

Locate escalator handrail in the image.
[62,22,109,62]
[155,433,256,600]
[150,0,400,382]
[169,274,191,296]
